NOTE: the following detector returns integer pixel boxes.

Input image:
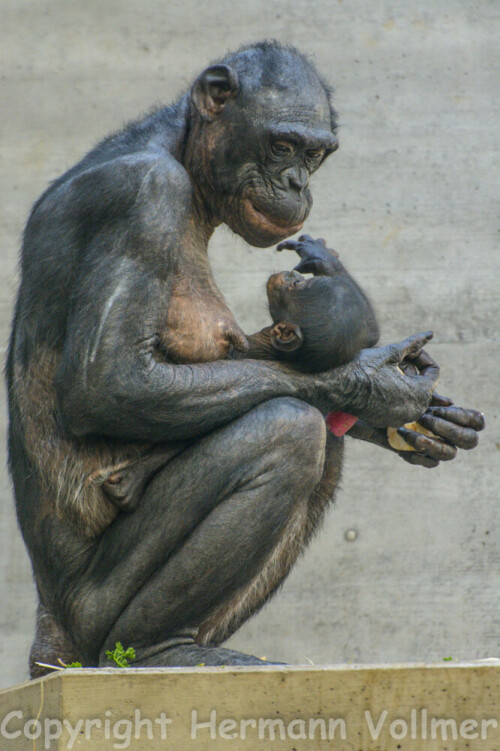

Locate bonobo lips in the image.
[266,270,305,315]
[267,270,304,294]
[242,199,304,238]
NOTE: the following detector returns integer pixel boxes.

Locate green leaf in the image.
[105,641,136,668]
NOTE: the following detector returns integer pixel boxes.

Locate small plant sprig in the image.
[35,642,135,672]
[105,641,136,668]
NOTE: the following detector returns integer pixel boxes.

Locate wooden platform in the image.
[0,662,498,750]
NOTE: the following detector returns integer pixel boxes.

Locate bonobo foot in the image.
[121,640,280,668]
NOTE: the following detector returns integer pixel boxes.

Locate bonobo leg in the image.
[74,397,327,668]
[29,603,81,677]
[102,443,192,512]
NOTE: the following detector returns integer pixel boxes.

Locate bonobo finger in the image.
[276,240,299,252]
[397,427,457,461]
[425,406,486,432]
[388,331,434,363]
[298,234,314,243]
[410,349,440,383]
[418,413,479,450]
[313,237,339,256]
[399,451,440,468]
[431,392,454,407]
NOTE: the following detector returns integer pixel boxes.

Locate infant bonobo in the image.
[101,236,377,510]
[250,237,445,445]
[245,234,380,370]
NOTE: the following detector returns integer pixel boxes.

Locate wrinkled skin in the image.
[7,42,484,675]
[350,355,485,467]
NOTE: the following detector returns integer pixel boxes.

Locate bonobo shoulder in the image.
[33,150,193,229]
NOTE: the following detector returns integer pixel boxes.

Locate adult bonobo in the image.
[7,42,484,675]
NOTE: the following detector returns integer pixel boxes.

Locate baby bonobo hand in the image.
[277,234,341,275]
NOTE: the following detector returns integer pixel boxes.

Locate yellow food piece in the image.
[387,422,440,452]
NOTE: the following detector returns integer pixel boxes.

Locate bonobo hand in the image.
[321,331,439,427]
[348,349,485,467]
[383,354,486,466]
[349,402,485,468]
[277,234,340,275]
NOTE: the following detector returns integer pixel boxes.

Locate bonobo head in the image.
[265,236,380,371]
[184,42,339,247]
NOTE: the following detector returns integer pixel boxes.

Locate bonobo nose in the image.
[283,165,308,193]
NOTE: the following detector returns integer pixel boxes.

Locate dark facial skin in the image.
[185,55,338,248]
[7,42,484,675]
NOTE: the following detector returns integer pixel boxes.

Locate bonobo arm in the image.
[52,156,438,440]
[59,265,439,440]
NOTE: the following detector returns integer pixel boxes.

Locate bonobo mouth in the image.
[242,199,304,238]
[266,271,306,316]
[267,270,305,294]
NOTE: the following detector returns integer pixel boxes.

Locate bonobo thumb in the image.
[387,331,434,363]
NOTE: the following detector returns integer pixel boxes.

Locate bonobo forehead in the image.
[243,86,332,135]
[220,42,336,136]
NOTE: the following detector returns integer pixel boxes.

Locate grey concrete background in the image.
[0,1,498,689]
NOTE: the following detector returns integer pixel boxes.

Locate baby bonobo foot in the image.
[277,234,341,275]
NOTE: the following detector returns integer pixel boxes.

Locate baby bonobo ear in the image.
[270,322,304,352]
[277,234,341,276]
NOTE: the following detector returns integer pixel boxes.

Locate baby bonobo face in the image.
[266,235,379,370]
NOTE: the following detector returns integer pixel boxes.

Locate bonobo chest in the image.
[161,270,247,363]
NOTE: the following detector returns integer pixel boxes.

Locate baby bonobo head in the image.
[267,235,380,371]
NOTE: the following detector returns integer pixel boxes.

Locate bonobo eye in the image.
[305,148,326,166]
[272,140,295,157]
[292,278,306,289]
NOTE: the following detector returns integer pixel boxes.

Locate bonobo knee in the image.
[262,397,327,486]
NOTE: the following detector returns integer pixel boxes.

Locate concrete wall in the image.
[0,0,498,689]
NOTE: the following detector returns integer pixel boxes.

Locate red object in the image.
[326,411,359,437]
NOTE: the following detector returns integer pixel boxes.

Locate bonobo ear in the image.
[270,322,304,352]
[192,65,240,121]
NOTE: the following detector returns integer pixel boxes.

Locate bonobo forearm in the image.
[61,349,349,442]
[60,333,438,441]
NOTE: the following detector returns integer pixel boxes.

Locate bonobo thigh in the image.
[90,397,326,665]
